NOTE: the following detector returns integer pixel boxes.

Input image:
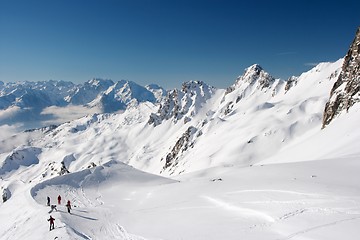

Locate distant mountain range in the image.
[0,79,166,109]
[0,79,166,128]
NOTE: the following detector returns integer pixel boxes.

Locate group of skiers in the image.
[47,195,72,231]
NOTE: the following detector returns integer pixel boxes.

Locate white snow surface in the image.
[1,60,360,239]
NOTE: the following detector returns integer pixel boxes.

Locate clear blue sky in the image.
[0,0,359,89]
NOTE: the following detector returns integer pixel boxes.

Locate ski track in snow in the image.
[202,195,275,222]
[277,216,360,240]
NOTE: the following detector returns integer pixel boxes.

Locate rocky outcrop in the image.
[322,27,360,128]
[284,76,298,93]
[162,126,198,174]
[148,81,215,126]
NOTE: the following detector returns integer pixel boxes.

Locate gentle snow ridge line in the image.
[225,189,329,197]
[202,195,275,222]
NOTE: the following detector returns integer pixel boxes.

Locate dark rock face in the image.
[322,27,360,128]
[162,126,197,174]
[284,76,298,93]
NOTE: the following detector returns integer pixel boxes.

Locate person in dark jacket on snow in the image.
[50,204,58,212]
[66,200,71,213]
[57,195,61,205]
[47,196,50,206]
[48,215,55,231]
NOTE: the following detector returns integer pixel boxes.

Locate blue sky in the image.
[0,0,359,89]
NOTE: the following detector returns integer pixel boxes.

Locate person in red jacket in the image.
[57,195,61,205]
[48,215,55,231]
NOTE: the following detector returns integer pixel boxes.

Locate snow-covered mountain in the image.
[0,58,348,176]
[0,78,165,129]
[0,80,76,109]
[0,27,360,240]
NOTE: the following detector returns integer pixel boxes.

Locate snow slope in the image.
[1,155,360,239]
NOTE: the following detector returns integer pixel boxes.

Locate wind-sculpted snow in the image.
[31,160,176,201]
[30,168,92,198]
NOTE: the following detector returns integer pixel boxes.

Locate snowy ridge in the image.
[220,64,283,118]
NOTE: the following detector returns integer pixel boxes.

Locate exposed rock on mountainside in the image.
[284,76,298,93]
[162,126,198,174]
[148,81,215,126]
[323,27,360,127]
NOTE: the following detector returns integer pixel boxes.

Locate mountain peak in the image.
[86,78,114,87]
[181,80,214,93]
[229,64,274,92]
[245,64,263,74]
